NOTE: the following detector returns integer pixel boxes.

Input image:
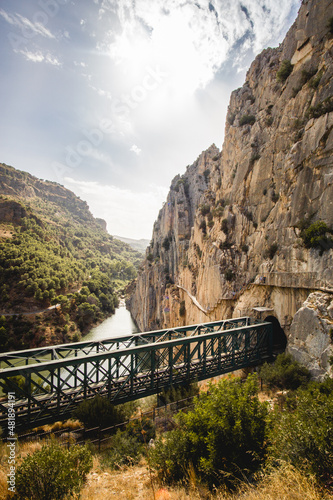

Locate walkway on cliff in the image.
[176,285,208,314]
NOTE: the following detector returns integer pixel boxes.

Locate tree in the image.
[259,352,310,390]
[268,382,333,484]
[150,374,268,488]
[72,395,125,429]
[277,60,293,82]
[15,442,92,500]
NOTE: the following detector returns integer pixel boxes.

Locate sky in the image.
[0,0,301,240]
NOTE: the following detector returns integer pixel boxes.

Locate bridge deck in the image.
[0,318,273,432]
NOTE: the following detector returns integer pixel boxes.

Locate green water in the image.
[84,301,139,341]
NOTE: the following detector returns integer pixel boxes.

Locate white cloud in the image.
[130,144,141,155]
[0,8,55,39]
[74,61,87,68]
[64,177,168,239]
[98,0,300,97]
[15,49,61,66]
[86,0,299,187]
[0,0,300,243]
[88,84,113,99]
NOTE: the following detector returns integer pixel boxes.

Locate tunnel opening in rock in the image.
[264,315,287,352]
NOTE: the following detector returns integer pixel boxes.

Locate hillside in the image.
[113,235,149,254]
[0,163,143,351]
[128,0,333,379]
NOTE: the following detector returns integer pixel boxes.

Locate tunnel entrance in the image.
[264,315,287,352]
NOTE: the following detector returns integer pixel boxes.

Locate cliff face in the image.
[129,0,333,376]
[0,163,97,226]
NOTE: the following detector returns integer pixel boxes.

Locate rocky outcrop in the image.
[128,0,333,376]
[289,292,333,380]
[0,200,28,224]
[96,218,107,231]
[0,163,96,226]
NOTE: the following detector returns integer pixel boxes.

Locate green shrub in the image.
[243,208,253,221]
[200,204,211,216]
[300,68,317,86]
[249,154,261,167]
[277,60,293,82]
[158,382,199,407]
[268,382,333,484]
[241,244,249,253]
[15,442,92,500]
[102,429,143,469]
[179,300,186,317]
[224,269,235,281]
[199,220,206,235]
[239,114,256,126]
[72,395,125,429]
[150,374,268,488]
[271,191,279,203]
[212,206,224,218]
[266,243,278,259]
[259,353,310,391]
[203,169,210,183]
[307,98,333,119]
[299,220,333,252]
[309,69,323,89]
[162,236,171,251]
[220,240,232,249]
[328,16,333,34]
[221,218,228,234]
[126,415,155,443]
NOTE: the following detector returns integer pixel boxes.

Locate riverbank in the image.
[0,295,138,353]
[83,300,139,342]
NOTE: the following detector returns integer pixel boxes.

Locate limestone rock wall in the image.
[289,292,333,379]
[128,0,333,376]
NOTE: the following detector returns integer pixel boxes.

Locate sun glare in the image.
[105,3,228,99]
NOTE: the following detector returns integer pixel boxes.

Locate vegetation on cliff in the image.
[0,163,142,351]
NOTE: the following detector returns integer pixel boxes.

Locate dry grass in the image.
[0,439,45,499]
[0,228,13,239]
[0,438,331,500]
[32,418,82,434]
[221,464,331,500]
[78,460,331,500]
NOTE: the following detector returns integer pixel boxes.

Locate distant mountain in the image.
[0,163,142,351]
[114,235,149,254]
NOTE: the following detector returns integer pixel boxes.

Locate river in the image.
[83,300,140,342]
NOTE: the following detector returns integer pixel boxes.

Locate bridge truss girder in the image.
[0,319,273,432]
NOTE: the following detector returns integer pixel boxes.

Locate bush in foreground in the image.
[150,374,268,489]
[15,442,92,500]
[101,429,144,469]
[268,381,333,484]
[72,395,136,429]
[259,352,310,390]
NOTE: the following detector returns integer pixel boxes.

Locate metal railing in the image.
[0,318,273,432]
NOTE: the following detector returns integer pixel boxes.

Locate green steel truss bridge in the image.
[0,317,273,432]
